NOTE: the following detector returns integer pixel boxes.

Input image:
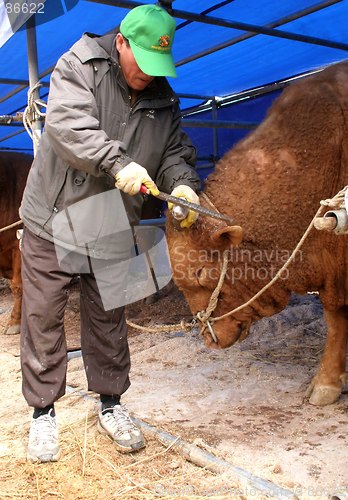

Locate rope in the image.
[320,184,348,210]
[0,219,23,233]
[23,82,46,147]
[126,318,196,333]
[196,249,229,325]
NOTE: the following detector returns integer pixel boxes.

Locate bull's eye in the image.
[196,266,219,289]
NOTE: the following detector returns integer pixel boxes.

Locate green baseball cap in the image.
[120,4,177,78]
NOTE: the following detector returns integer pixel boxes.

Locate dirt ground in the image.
[0,278,347,499]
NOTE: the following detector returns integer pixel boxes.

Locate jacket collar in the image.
[70,33,116,64]
[70,33,178,104]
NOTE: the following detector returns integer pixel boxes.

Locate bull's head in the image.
[166,214,256,349]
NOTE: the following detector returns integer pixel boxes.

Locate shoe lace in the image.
[31,413,56,442]
[104,405,136,435]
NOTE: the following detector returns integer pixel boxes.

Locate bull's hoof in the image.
[306,383,341,406]
[4,324,20,335]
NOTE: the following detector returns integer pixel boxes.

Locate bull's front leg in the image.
[5,244,22,335]
[305,306,348,405]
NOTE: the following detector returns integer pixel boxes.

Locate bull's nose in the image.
[201,320,246,349]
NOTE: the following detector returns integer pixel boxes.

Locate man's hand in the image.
[115,161,159,196]
[169,185,200,228]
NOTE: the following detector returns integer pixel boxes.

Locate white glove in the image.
[169,185,200,228]
[115,161,159,196]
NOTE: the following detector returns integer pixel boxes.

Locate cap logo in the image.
[159,35,170,47]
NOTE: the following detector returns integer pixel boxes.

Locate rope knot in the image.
[320,185,348,210]
[196,310,209,324]
[23,81,47,147]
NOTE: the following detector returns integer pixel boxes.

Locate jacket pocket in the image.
[46,162,69,212]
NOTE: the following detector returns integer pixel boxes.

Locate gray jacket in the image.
[20,33,200,253]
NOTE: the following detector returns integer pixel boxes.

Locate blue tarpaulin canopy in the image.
[0,0,347,162]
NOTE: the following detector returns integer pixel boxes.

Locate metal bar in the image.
[176,0,343,67]
[176,0,234,30]
[174,92,213,100]
[0,122,22,127]
[197,163,216,170]
[142,187,233,223]
[0,113,23,125]
[138,218,166,227]
[132,417,299,500]
[182,119,258,129]
[181,66,324,117]
[211,100,219,160]
[0,146,33,152]
[0,128,26,142]
[86,0,348,51]
[0,78,49,86]
[0,85,27,105]
[219,68,323,106]
[197,156,216,161]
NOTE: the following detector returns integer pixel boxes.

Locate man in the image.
[20,3,201,463]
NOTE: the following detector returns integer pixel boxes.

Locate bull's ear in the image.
[212,225,243,247]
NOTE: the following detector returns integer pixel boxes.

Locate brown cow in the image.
[0,152,32,334]
[166,61,348,407]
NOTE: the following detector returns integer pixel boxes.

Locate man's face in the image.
[116,34,155,91]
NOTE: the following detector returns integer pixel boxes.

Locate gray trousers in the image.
[20,228,130,408]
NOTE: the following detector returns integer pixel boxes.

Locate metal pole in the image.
[0,85,27,105]
[176,0,234,30]
[180,67,323,117]
[182,119,258,129]
[132,417,300,500]
[25,14,41,155]
[211,99,219,164]
[0,128,26,143]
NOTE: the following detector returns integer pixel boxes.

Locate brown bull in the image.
[166,61,348,407]
[0,152,32,334]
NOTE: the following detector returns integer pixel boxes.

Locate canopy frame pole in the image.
[211,99,220,163]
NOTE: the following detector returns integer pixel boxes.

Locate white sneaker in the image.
[98,404,145,453]
[27,409,60,462]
